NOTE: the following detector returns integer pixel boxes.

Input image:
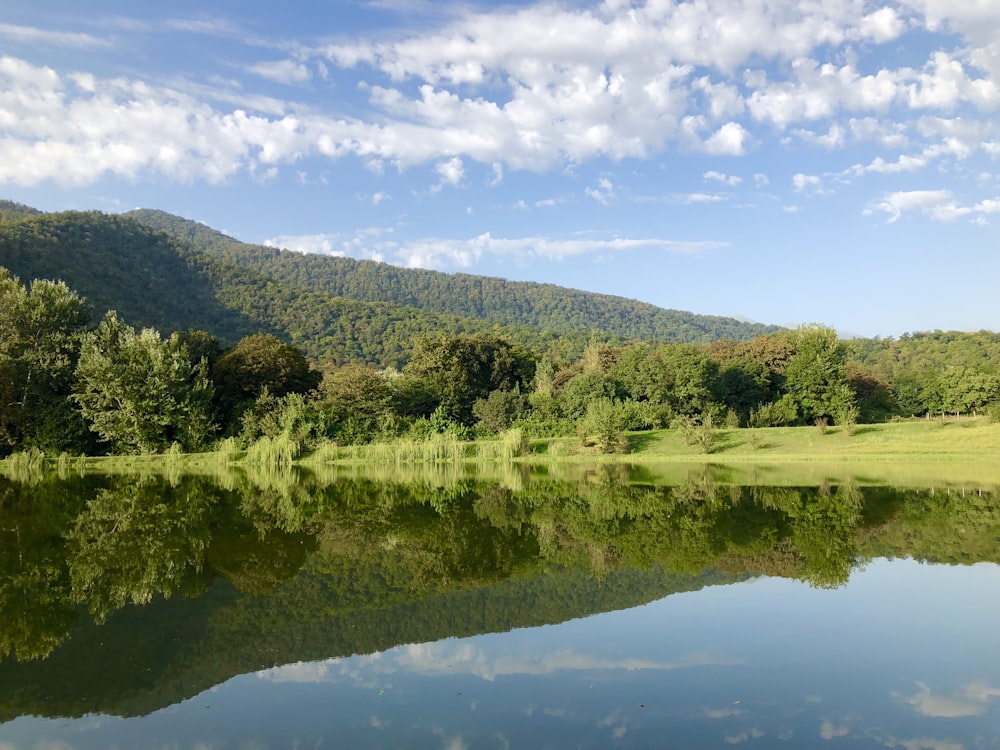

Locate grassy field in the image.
[533,416,1000,463]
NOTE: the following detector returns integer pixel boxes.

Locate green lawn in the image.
[534,416,1000,463]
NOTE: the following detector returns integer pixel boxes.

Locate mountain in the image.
[0,203,779,368]
[126,208,782,343]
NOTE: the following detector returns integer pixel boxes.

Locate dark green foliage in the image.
[127,208,783,344]
[404,333,535,425]
[558,370,625,419]
[847,330,1000,417]
[0,211,260,344]
[473,388,528,434]
[213,333,321,425]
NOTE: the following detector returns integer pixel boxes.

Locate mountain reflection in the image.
[0,466,998,721]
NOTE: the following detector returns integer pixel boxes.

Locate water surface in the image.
[1,466,997,748]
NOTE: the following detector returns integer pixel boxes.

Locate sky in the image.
[1,0,998,338]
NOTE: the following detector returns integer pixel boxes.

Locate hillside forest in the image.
[1,200,999,457]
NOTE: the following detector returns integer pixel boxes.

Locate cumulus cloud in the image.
[2,0,1000,187]
[819,718,849,740]
[704,170,741,186]
[433,156,464,190]
[704,122,750,155]
[863,189,1000,223]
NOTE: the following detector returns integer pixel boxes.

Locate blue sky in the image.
[1,0,998,337]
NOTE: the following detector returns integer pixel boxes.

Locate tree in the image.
[783,325,855,424]
[213,334,321,425]
[404,334,535,425]
[320,363,393,442]
[73,311,215,454]
[0,269,91,455]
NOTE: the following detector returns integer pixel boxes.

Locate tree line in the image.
[3,266,998,458]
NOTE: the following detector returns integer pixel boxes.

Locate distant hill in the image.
[0,200,41,223]
[0,203,779,368]
[127,208,781,343]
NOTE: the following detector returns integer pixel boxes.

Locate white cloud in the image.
[586,177,616,205]
[265,233,346,256]
[892,739,964,750]
[0,22,110,49]
[372,191,391,205]
[432,156,464,191]
[859,7,906,43]
[704,170,742,186]
[670,192,725,205]
[861,189,1000,223]
[2,0,1000,188]
[703,122,750,155]
[394,233,728,269]
[726,727,765,744]
[247,59,312,85]
[792,173,823,192]
[261,642,742,686]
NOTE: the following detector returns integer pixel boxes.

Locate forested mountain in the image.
[0,209,576,367]
[126,208,781,343]
[0,205,778,370]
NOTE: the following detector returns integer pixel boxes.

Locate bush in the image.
[578,398,630,454]
[836,404,860,435]
[749,396,799,427]
[988,401,1000,424]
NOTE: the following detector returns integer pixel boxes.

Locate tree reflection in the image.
[66,476,215,622]
[0,465,996,724]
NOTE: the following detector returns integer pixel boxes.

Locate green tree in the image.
[73,311,215,454]
[784,325,855,424]
[213,334,321,425]
[0,269,91,455]
[320,363,393,442]
[404,334,535,425]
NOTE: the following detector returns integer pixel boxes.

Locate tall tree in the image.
[0,269,91,455]
[73,311,215,453]
[404,333,535,425]
[213,333,321,424]
[783,325,855,423]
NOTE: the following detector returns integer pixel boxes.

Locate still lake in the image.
[1,464,998,749]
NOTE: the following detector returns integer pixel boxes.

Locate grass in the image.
[5,418,998,489]
[526,416,1000,463]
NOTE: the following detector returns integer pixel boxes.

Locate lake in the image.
[1,463,998,749]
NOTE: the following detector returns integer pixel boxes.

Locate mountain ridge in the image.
[125,207,782,343]
[1,202,780,368]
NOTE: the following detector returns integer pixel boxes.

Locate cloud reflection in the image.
[257,641,740,685]
[895,681,1000,718]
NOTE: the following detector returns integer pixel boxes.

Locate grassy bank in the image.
[547,415,1000,463]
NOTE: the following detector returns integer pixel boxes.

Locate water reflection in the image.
[0,466,998,748]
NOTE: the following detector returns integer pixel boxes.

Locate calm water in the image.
[1,466,998,749]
